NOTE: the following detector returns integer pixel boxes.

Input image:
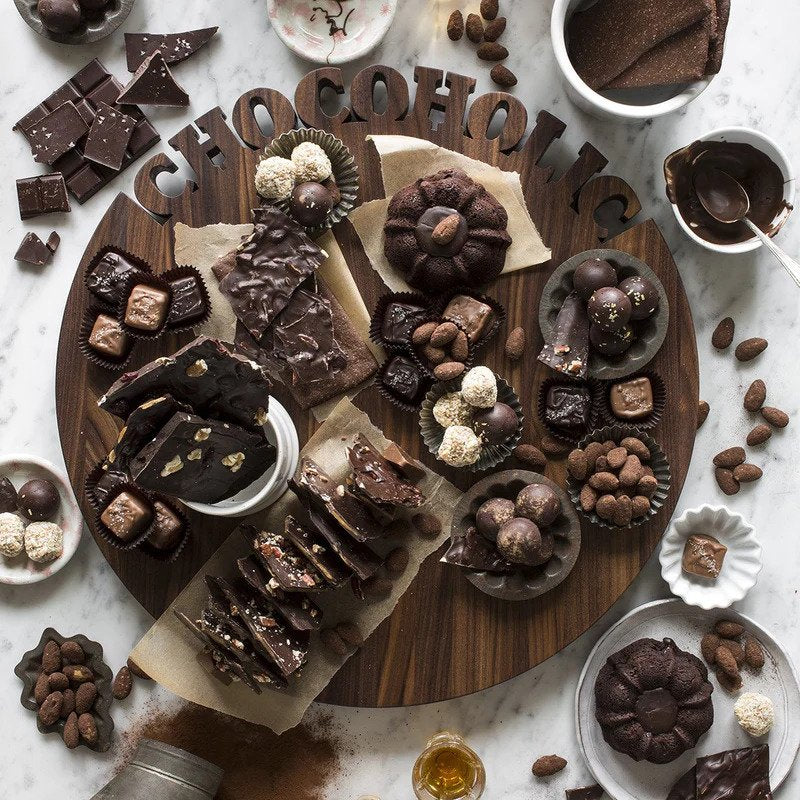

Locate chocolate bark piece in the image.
[538,291,590,378]
[695,746,773,800]
[116,51,190,106]
[442,294,497,343]
[381,442,427,483]
[441,526,514,573]
[250,528,326,593]
[609,376,653,420]
[125,27,219,71]
[167,274,207,326]
[706,0,732,74]
[381,301,429,347]
[14,59,159,204]
[124,283,171,331]
[130,411,276,504]
[83,102,136,171]
[327,484,387,542]
[219,207,326,339]
[88,314,129,358]
[282,516,351,586]
[87,251,140,306]
[16,174,70,219]
[99,336,271,430]
[25,102,89,166]
[546,384,592,432]
[567,0,714,89]
[666,767,696,800]
[347,434,425,509]
[682,533,727,579]
[14,232,59,266]
[565,786,605,800]
[100,490,152,542]
[236,555,323,631]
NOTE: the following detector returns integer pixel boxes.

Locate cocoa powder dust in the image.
[119,701,341,800]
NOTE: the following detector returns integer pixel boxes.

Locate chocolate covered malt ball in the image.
[573,258,617,300]
[472,402,518,446]
[18,479,60,521]
[290,182,333,227]
[496,518,553,567]
[475,498,515,541]
[588,287,632,332]
[515,484,561,527]
[38,0,82,33]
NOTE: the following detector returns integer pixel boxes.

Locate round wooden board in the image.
[55,65,699,707]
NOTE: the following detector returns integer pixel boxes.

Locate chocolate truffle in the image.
[588,286,632,332]
[472,402,519,446]
[734,693,774,737]
[609,376,653,419]
[381,355,427,405]
[0,477,18,513]
[433,392,473,428]
[18,479,60,521]
[475,497,516,541]
[37,0,82,33]
[148,501,184,551]
[545,384,592,432]
[461,366,497,408]
[442,294,497,343]
[573,258,617,300]
[438,425,482,468]
[291,142,332,183]
[124,284,170,331]
[167,275,206,327]
[0,513,25,558]
[380,301,427,347]
[290,182,334,227]
[100,491,153,542]
[24,521,63,562]
[496,518,553,567]
[254,156,296,200]
[88,314,129,359]
[589,323,634,356]
[682,534,727,579]
[618,275,659,321]
[515,483,561,527]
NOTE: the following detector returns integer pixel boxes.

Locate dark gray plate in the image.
[14,0,134,45]
[538,248,670,381]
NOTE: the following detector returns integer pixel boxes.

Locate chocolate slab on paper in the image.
[538,291,590,378]
[347,434,425,509]
[695,746,773,800]
[130,411,276,504]
[14,232,59,265]
[125,27,219,71]
[117,51,190,106]
[83,101,136,171]
[99,336,272,430]
[16,174,70,219]
[282,516,351,586]
[13,59,159,203]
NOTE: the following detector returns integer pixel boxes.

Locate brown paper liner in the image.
[94,481,159,552]
[83,245,154,310]
[115,270,174,341]
[78,304,135,372]
[369,291,432,353]
[536,376,601,445]
[566,425,671,531]
[139,498,192,563]
[410,316,475,380]
[377,355,433,413]
[161,265,213,333]
[434,288,506,352]
[599,370,666,431]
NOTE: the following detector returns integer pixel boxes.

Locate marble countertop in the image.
[1,0,799,797]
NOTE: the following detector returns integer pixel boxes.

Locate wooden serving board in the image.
[55,65,699,707]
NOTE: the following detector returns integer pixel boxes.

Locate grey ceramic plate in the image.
[14,0,134,45]
[539,249,670,381]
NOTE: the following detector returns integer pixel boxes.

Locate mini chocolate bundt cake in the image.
[594,637,714,764]
[383,168,512,294]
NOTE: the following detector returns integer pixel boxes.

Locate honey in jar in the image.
[412,733,486,800]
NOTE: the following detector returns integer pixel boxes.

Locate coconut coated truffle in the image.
[0,513,25,558]
[734,692,775,737]
[433,392,474,428]
[254,156,297,200]
[24,521,64,563]
[460,366,497,408]
[438,425,482,467]
[291,142,332,183]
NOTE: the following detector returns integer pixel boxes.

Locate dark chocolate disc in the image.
[573,258,618,300]
[415,206,469,257]
[475,497,515,541]
[589,323,634,356]
[17,478,60,521]
[515,484,561,527]
[290,182,334,228]
[618,275,660,321]
[37,0,82,32]
[587,286,632,332]
[472,402,519,446]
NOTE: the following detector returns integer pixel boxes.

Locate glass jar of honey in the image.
[412,732,486,800]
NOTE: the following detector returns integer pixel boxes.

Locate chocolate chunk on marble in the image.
[347,434,425,509]
[83,102,136,171]
[25,102,89,166]
[538,291,590,378]
[100,490,152,542]
[565,786,605,800]
[16,174,70,219]
[88,313,129,359]
[116,51,190,106]
[14,232,60,266]
[125,27,219,72]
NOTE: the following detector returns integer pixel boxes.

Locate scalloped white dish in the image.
[660,505,762,610]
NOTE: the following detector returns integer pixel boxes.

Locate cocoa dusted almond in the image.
[490,64,517,88]
[713,447,746,468]
[761,406,789,428]
[743,379,766,412]
[77,712,98,745]
[504,326,525,360]
[335,621,364,648]
[715,467,740,496]
[477,42,509,61]
[320,628,350,657]
[532,754,567,778]
[715,620,744,638]
[465,13,484,43]
[361,574,393,597]
[746,424,771,446]
[701,633,720,664]
[567,449,589,480]
[484,17,506,41]
[38,691,63,726]
[112,666,133,700]
[716,666,743,693]
[733,463,762,483]
[697,400,710,428]
[540,435,570,456]
[714,646,740,678]
[735,337,768,362]
[744,636,765,670]
[412,512,442,538]
[412,321,437,346]
[711,317,735,349]
[447,10,464,41]
[481,0,499,21]
[512,444,547,470]
[385,546,410,575]
[60,641,86,665]
[430,321,459,347]
[42,640,61,674]
[34,673,51,705]
[63,712,80,749]
[433,361,465,381]
[431,215,461,247]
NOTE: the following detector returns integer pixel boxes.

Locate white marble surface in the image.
[1,1,799,797]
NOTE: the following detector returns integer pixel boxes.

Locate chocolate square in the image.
[168,275,206,326]
[443,294,496,343]
[89,313,129,358]
[16,174,70,219]
[83,102,136,171]
[609,376,653,420]
[381,301,428,346]
[100,491,152,542]
[26,102,89,166]
[124,283,171,331]
[86,251,140,305]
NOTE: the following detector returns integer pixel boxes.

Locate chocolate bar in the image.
[27,102,89,165]
[83,101,136,171]
[695,746,773,800]
[130,411,276,503]
[86,250,141,306]
[14,232,60,266]
[538,291,590,379]
[441,527,514,573]
[16,174,70,219]
[282,516,351,586]
[13,59,159,203]
[117,51,190,106]
[250,528,326,593]
[125,27,219,72]
[99,336,272,430]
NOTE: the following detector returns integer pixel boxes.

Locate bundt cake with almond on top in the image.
[383,168,512,294]
[594,637,714,764]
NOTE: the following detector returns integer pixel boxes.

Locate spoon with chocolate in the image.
[694,167,800,288]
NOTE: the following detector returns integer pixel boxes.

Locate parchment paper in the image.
[131,398,461,734]
[349,135,551,293]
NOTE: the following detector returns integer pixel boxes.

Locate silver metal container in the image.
[91,739,223,800]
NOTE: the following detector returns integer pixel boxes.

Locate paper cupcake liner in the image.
[115,270,173,341]
[420,375,524,473]
[433,288,506,352]
[84,461,129,513]
[369,291,433,354]
[161,265,213,333]
[566,425,671,531]
[410,316,475,381]
[78,304,135,372]
[377,355,433,413]
[259,128,359,236]
[139,497,192,563]
[93,481,159,552]
[599,370,666,431]
[536,376,602,446]
[83,245,154,311]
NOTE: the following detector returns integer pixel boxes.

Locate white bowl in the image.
[551,0,714,122]
[660,504,762,610]
[184,399,299,518]
[666,126,796,254]
[0,454,83,585]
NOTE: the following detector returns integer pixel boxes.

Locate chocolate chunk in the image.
[347,434,425,509]
[147,500,184,551]
[100,490,152,541]
[0,477,18,513]
[88,313,129,359]
[100,336,272,430]
[125,27,219,72]
[91,469,128,508]
[380,355,429,405]
[282,516,351,586]
[442,294,497,343]
[117,51,190,106]
[18,479,60,521]
[130,411,276,504]
[441,526,513,573]
[609,376,653,420]
[572,258,617,300]
[546,384,592,432]
[565,785,605,800]
[327,484,386,542]
[16,174,70,219]
[682,533,727,579]
[14,232,59,266]
[538,291,590,378]
[167,274,207,326]
[86,251,140,305]
[25,102,89,166]
[381,442,426,483]
[250,527,326,593]
[290,182,333,227]
[695,746,772,800]
[124,283,171,332]
[381,301,428,347]
[83,102,136,171]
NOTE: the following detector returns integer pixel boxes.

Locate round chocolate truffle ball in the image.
[618,275,660,321]
[515,483,561,527]
[496,518,552,567]
[573,258,618,300]
[37,0,82,32]
[472,402,518,446]
[290,182,334,227]
[589,323,634,356]
[588,287,632,332]
[475,497,515,541]
[18,479,60,521]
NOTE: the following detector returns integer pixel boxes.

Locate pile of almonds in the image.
[412,319,470,381]
[567,436,659,527]
[699,619,764,693]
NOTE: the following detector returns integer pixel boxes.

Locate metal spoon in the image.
[693,167,800,288]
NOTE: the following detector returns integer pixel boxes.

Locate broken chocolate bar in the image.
[250,528,326,593]
[26,102,89,166]
[381,442,427,483]
[125,27,219,72]
[117,51,190,106]
[14,232,60,266]
[538,291,590,379]
[347,434,425,509]
[83,101,136,171]
[282,516,351,586]
[16,174,70,219]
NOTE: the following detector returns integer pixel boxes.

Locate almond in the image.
[612,495,633,527]
[541,435,570,457]
[630,495,650,518]
[716,666,743,693]
[336,622,364,648]
[48,672,69,691]
[64,664,93,685]
[733,463,762,483]
[412,512,441,538]
[532,754,567,778]
[422,343,447,365]
[621,437,650,461]
[595,494,617,521]
[447,9,464,41]
[714,620,745,638]
[60,689,75,719]
[607,447,628,470]
[761,406,789,428]
[715,645,739,678]
[744,636,765,670]
[637,474,658,498]
[112,666,133,700]
[477,42,508,61]
[711,317,735,349]
[362,574,393,597]
[715,467,740,495]
[719,639,745,665]
[697,400,710,429]
[735,337,768,362]
[490,65,517,88]
[601,440,616,453]
[713,447,746,468]
[75,681,97,714]
[579,484,598,512]
[513,444,547,470]
[743,379,766,412]
[465,13,484,43]
[78,712,98,745]
[431,216,461,247]
[484,17,506,41]
[430,322,459,347]
[38,691,63,726]
[595,455,609,472]
[450,330,469,362]
[60,641,86,665]
[481,0,499,20]
[504,326,525,360]
[433,361,465,381]
[412,322,437,346]
[583,441,604,465]
[589,472,619,492]
[320,628,350,657]
[34,673,51,705]
[746,424,771,446]
[385,547,409,575]
[567,449,589,480]
[63,712,79,749]
[701,633,721,664]
[619,455,644,488]
[42,640,61,674]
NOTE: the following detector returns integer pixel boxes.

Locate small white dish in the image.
[267,0,397,65]
[660,505,762,611]
[184,399,299,518]
[666,127,796,254]
[551,0,713,122]
[0,454,83,585]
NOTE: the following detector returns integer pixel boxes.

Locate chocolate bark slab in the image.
[250,528,326,593]
[305,506,383,581]
[16,174,70,219]
[83,101,136,171]
[117,51,190,106]
[99,336,271,430]
[538,291,590,379]
[125,27,219,72]
[441,526,514,573]
[695,746,773,800]
[282,516,351,586]
[130,411,276,503]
